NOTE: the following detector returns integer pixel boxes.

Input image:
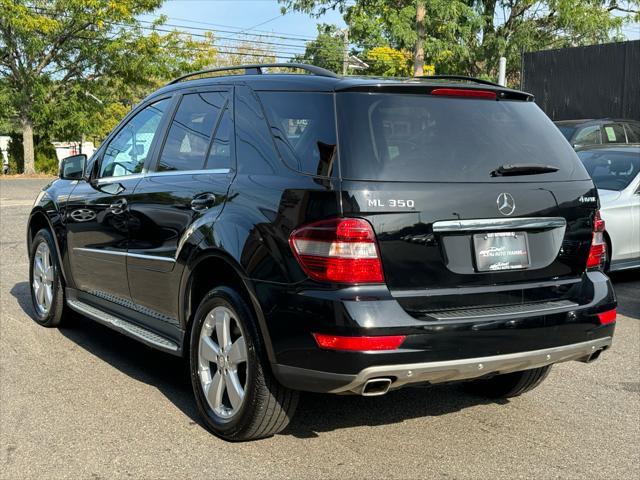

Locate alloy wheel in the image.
[197,306,248,419]
[32,241,54,316]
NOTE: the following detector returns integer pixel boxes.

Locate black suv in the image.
[27,64,617,441]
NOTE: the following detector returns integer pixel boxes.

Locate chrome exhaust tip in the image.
[361,378,392,396]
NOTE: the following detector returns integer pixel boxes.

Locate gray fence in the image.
[522,40,639,121]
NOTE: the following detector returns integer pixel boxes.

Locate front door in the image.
[66,97,172,303]
[126,88,235,325]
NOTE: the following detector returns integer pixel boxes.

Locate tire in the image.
[464,365,552,399]
[29,229,67,327]
[189,287,299,441]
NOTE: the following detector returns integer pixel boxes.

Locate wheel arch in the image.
[180,248,276,363]
[27,209,68,284]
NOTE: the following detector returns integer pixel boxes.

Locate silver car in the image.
[577,145,640,271]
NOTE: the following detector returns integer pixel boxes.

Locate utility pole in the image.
[414,1,426,77]
[342,28,349,76]
[498,56,507,86]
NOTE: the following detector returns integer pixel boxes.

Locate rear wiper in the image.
[490,164,559,177]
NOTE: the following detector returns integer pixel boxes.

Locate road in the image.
[1,178,638,479]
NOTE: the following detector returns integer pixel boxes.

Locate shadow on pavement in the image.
[10,280,500,438]
[609,270,640,319]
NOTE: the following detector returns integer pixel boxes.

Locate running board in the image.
[66,299,180,354]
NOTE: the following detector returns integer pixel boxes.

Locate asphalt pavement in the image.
[1,178,638,479]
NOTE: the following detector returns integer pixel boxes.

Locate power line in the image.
[151,15,316,40]
[25,6,310,58]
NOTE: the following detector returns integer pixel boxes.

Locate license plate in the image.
[474,232,530,272]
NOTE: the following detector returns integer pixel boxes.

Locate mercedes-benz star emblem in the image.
[497,193,515,216]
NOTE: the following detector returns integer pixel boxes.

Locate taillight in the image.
[313,333,405,351]
[289,217,384,283]
[586,210,607,269]
[430,88,497,100]
[597,309,616,325]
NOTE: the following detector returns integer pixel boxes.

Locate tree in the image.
[293,24,345,73]
[366,46,412,76]
[0,0,184,173]
[280,0,640,83]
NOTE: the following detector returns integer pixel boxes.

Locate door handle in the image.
[191,193,216,211]
[108,198,127,214]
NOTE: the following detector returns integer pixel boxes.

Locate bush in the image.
[6,133,59,175]
[7,132,23,174]
[35,151,59,175]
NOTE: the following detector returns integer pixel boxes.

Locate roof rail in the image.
[417,75,503,88]
[167,63,339,85]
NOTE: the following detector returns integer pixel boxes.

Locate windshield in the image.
[578,149,640,191]
[336,93,586,182]
[557,125,577,141]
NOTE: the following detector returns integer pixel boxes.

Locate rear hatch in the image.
[336,86,597,315]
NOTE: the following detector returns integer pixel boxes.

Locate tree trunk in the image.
[21,116,35,174]
[414,1,426,77]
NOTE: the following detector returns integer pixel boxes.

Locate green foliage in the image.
[366,46,412,76]
[280,0,640,84]
[293,24,345,73]
[7,132,23,174]
[0,0,224,172]
[35,150,58,175]
[5,132,58,174]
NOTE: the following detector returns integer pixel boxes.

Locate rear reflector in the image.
[313,333,406,351]
[431,88,497,100]
[289,217,384,283]
[597,309,616,325]
[587,210,607,269]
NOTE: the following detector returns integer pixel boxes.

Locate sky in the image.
[143,0,639,62]
[140,0,348,62]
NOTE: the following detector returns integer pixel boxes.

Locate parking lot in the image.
[1,178,638,479]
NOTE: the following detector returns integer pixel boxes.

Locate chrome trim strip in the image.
[75,247,127,257]
[96,173,144,185]
[74,247,176,263]
[331,337,612,394]
[94,168,231,185]
[127,252,176,263]
[66,299,179,353]
[146,168,230,177]
[432,217,566,232]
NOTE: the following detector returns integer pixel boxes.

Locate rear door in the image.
[126,87,234,326]
[336,89,596,313]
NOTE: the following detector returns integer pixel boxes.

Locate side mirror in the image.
[59,154,87,180]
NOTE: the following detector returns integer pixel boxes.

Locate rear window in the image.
[577,149,640,191]
[259,92,337,177]
[337,93,587,182]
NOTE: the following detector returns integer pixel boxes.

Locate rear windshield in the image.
[337,93,587,182]
[578,149,640,191]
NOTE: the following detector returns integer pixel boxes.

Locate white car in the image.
[577,145,640,271]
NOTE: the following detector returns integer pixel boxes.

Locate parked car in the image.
[555,118,640,148]
[577,144,640,271]
[27,64,617,441]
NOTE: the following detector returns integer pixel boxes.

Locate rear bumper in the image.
[273,336,612,394]
[255,271,616,393]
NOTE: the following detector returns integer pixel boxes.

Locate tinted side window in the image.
[206,107,233,170]
[158,91,228,172]
[603,123,626,144]
[625,123,640,143]
[259,92,337,177]
[100,99,170,178]
[235,86,280,175]
[574,125,602,146]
